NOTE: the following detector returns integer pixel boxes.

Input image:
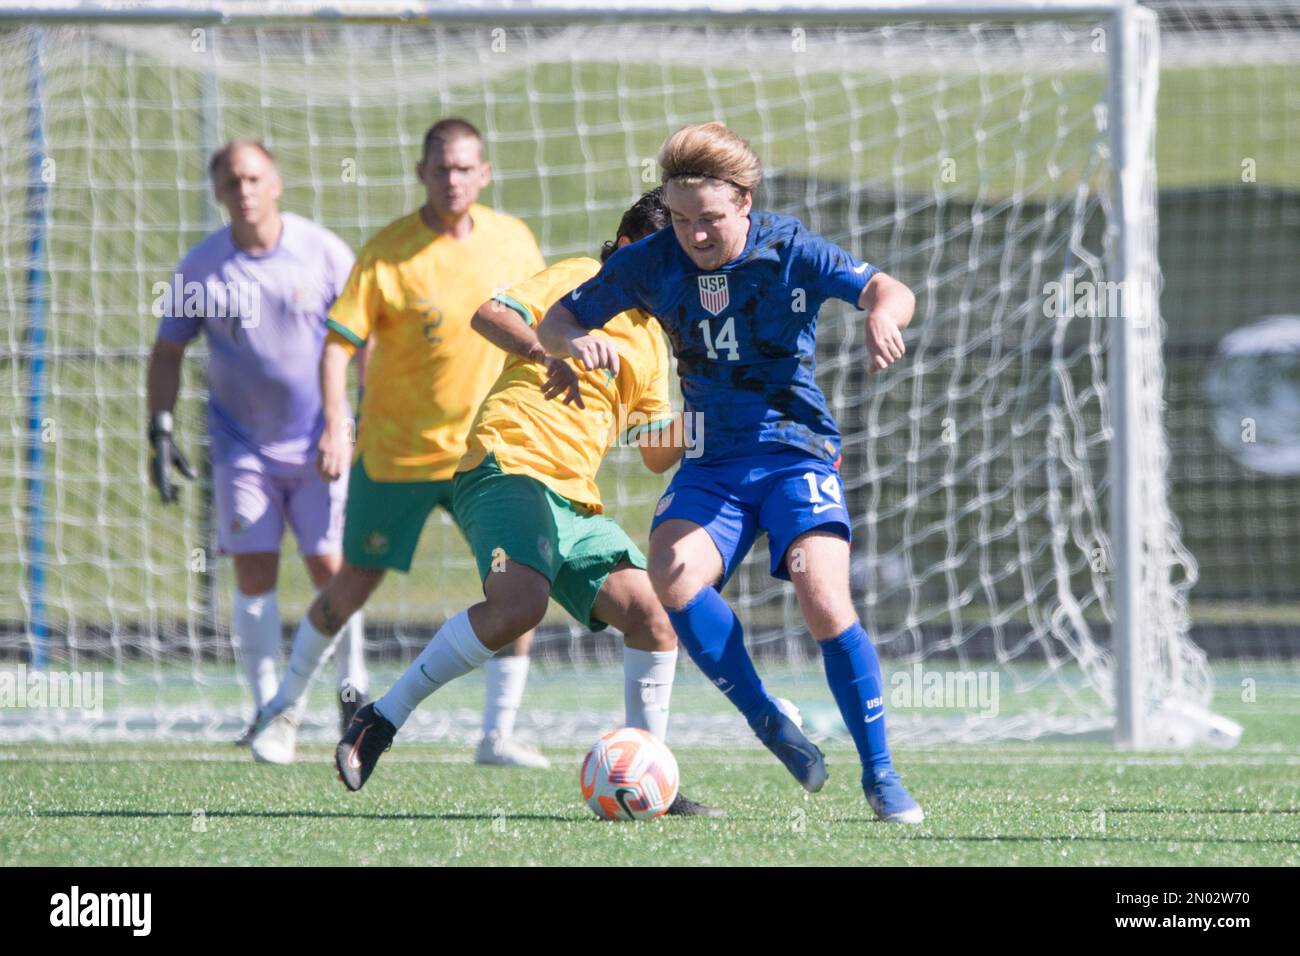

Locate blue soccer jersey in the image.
[560,210,876,462]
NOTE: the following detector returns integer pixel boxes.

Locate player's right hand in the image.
[148,411,196,504]
[317,419,353,482]
[567,333,620,377]
[541,357,584,408]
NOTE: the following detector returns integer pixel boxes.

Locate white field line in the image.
[2,747,1297,768]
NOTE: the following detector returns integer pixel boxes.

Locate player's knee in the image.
[483,571,549,636]
[513,597,548,635]
[648,553,711,610]
[303,553,343,590]
[647,545,686,601]
[490,592,547,638]
[233,553,279,595]
[803,599,858,642]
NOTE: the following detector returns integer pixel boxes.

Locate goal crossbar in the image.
[0,0,1138,26]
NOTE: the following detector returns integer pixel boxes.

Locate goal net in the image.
[3,0,1290,748]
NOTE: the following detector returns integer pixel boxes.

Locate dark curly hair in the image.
[600,187,668,262]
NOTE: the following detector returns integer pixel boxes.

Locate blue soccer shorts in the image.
[649,446,851,586]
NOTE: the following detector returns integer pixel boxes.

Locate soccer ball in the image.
[580,728,679,821]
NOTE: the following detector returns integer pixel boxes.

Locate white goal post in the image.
[0,0,1242,749]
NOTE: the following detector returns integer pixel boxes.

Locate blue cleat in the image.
[752,700,829,793]
[864,766,924,823]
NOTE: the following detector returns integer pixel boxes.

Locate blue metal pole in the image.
[24,27,51,670]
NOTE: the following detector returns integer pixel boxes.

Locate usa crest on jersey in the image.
[697,274,729,316]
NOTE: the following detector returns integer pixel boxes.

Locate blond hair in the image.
[658,122,761,205]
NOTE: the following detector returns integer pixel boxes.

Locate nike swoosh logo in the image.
[864,712,884,723]
[614,788,637,820]
[812,503,840,514]
[571,289,583,300]
[347,726,369,769]
[854,262,870,274]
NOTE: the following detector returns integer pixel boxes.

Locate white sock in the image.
[482,654,531,739]
[269,616,335,717]
[334,610,369,697]
[232,589,282,710]
[376,610,494,730]
[624,646,678,742]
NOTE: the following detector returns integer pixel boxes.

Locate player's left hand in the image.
[541,357,584,407]
[866,313,906,374]
[148,411,197,504]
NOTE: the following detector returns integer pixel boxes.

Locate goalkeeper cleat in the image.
[250,711,299,765]
[474,731,552,769]
[335,702,396,792]
[665,792,726,818]
[864,767,925,824]
[338,687,371,736]
[752,700,828,793]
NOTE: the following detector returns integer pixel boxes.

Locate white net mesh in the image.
[4,2,1291,746]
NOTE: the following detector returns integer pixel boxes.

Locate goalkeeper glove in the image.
[148,410,196,504]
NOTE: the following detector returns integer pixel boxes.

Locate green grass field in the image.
[1,679,1295,866]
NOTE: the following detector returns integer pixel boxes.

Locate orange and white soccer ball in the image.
[580,728,679,821]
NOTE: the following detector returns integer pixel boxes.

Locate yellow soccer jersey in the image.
[459,256,673,512]
[325,204,546,481]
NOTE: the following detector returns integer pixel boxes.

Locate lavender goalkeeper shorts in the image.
[214,459,347,557]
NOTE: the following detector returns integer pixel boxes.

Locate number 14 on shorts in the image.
[803,471,843,514]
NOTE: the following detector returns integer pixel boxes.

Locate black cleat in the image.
[665,793,726,818]
[334,702,396,792]
[338,686,371,736]
[233,707,264,747]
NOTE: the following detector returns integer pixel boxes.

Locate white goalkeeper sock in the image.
[376,610,494,730]
[623,646,677,741]
[268,616,335,718]
[482,654,531,740]
[334,610,369,697]
[232,589,282,711]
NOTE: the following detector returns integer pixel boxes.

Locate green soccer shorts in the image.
[341,455,460,573]
[451,454,647,630]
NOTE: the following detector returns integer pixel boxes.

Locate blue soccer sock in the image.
[820,621,894,774]
[666,585,771,726]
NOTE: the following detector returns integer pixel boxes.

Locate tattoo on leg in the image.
[319,595,342,635]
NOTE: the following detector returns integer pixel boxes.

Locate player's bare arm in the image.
[538,301,620,376]
[637,412,686,474]
[471,297,550,364]
[317,339,354,481]
[474,296,586,407]
[859,271,915,375]
[146,338,186,417]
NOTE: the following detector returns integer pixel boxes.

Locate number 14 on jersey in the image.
[698,317,739,361]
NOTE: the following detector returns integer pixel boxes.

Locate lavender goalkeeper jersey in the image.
[156,212,355,471]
